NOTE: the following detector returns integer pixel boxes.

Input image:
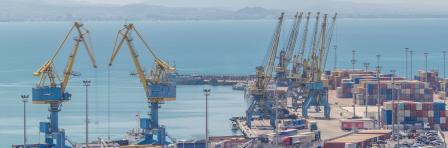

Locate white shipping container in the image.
[345,143,357,148]
[399,111,404,116]
[405,110,411,117]
[420,89,424,94]
[299,132,315,140]
[363,120,375,129]
[290,134,313,144]
[287,97,292,108]
[441,117,446,124]
[384,103,392,110]
[428,111,434,117]
[416,103,423,110]
[401,89,406,94]
[336,87,343,97]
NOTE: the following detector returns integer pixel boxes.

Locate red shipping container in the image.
[417,110,424,117]
[341,121,367,130]
[411,111,417,117]
[441,111,446,117]
[410,103,416,110]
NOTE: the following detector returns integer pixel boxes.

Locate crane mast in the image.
[301,13,337,118]
[246,13,284,128]
[275,12,303,86]
[108,23,176,145]
[30,22,96,148]
[290,12,311,80]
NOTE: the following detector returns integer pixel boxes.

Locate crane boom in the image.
[298,12,311,65]
[34,22,97,90]
[285,12,303,65]
[264,12,285,86]
[108,24,150,96]
[28,22,97,148]
[108,23,176,145]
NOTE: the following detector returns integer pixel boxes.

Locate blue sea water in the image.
[0,18,448,146]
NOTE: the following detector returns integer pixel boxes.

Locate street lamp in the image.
[203,89,211,148]
[351,50,357,118]
[390,69,396,138]
[410,50,414,79]
[405,48,409,79]
[21,94,29,148]
[83,80,91,147]
[376,54,381,128]
[444,51,447,100]
[364,62,370,118]
[424,53,429,72]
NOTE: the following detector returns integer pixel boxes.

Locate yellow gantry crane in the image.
[246,12,285,128]
[31,22,97,148]
[108,23,176,145]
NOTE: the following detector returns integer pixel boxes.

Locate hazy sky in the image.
[63,0,448,9]
[25,0,448,10]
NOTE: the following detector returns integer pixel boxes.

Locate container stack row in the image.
[334,73,393,99]
[415,70,440,91]
[354,80,433,105]
[382,101,447,130]
[325,69,374,90]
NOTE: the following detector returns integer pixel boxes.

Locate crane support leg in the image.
[139,102,168,145]
[302,82,331,119]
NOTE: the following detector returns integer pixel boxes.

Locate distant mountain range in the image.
[1,2,448,21]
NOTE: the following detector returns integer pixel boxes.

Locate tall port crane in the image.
[275,12,303,86]
[301,13,337,119]
[288,12,312,109]
[30,22,97,148]
[108,24,176,145]
[246,13,284,128]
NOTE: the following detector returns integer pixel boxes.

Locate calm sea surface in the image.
[1,18,448,146]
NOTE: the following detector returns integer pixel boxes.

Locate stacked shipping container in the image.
[326,69,374,90]
[415,70,440,91]
[382,101,447,130]
[355,80,433,105]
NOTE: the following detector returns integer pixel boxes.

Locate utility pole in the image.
[376,54,381,128]
[444,51,447,79]
[405,48,409,79]
[424,53,429,72]
[397,82,401,145]
[443,51,447,100]
[390,69,396,137]
[424,53,429,85]
[21,94,29,148]
[351,50,356,72]
[410,50,414,79]
[364,62,370,118]
[107,67,111,140]
[352,50,356,118]
[364,63,370,72]
[203,89,211,148]
[334,45,337,70]
[83,80,91,148]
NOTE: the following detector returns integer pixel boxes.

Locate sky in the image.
[13,0,448,10]
[58,0,448,10]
